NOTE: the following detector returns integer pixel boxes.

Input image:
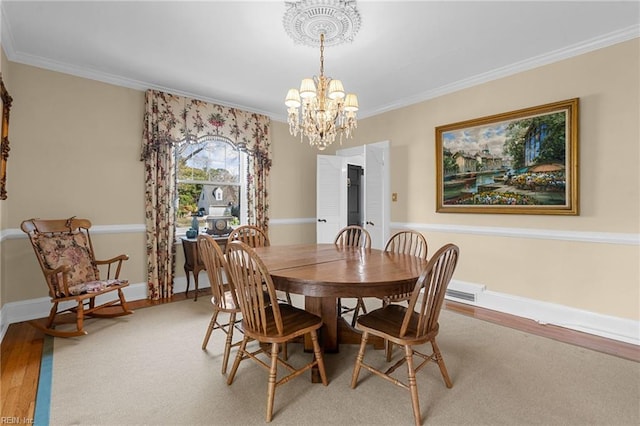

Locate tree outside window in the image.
[176,136,245,231]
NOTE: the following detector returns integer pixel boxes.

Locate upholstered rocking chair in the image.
[21,217,133,337]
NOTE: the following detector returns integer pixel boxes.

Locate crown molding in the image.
[361,24,640,119]
[1,12,638,123]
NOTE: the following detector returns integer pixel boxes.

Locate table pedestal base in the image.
[303,296,383,383]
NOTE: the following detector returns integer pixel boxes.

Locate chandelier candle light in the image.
[283,0,361,150]
[285,34,359,151]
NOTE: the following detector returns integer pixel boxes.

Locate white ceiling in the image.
[1,1,639,122]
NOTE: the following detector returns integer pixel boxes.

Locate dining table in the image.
[252,243,428,354]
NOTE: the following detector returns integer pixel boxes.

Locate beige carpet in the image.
[49,296,640,425]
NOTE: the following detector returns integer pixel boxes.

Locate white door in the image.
[364,141,389,249]
[316,155,346,243]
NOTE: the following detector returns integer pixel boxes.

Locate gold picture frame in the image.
[1,73,12,200]
[435,98,579,215]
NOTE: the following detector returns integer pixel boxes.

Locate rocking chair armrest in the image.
[94,254,130,265]
[43,264,72,276]
[94,254,129,279]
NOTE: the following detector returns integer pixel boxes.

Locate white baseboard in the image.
[0,277,209,342]
[446,280,640,346]
[1,277,637,347]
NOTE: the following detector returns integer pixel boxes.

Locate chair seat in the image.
[356,305,439,345]
[242,303,322,343]
[211,292,240,313]
[68,278,128,296]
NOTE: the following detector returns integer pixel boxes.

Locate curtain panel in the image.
[141,89,272,300]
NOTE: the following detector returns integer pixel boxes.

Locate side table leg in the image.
[193,269,200,301]
[184,267,191,298]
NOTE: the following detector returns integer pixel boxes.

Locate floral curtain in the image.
[140,90,272,300]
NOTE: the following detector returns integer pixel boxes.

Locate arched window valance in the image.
[141,89,271,163]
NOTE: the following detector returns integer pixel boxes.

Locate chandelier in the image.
[283,0,361,151]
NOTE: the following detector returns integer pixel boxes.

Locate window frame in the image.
[175,135,247,236]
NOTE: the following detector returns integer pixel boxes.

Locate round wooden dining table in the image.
[252,243,428,353]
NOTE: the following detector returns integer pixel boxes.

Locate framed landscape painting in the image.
[435,98,579,215]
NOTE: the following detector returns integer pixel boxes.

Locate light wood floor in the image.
[2,291,638,421]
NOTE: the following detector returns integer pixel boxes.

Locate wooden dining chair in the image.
[198,234,243,374]
[334,225,371,326]
[21,217,133,337]
[225,241,328,422]
[351,243,459,426]
[227,225,292,305]
[334,225,372,249]
[380,230,429,360]
[384,230,428,261]
[381,230,428,306]
[226,224,270,249]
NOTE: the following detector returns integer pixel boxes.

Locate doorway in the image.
[316,140,390,248]
[347,164,363,226]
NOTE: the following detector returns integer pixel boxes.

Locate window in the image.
[175,136,246,233]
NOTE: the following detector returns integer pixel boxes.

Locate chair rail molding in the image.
[1,223,146,242]
[2,221,638,245]
[397,222,640,246]
[269,218,640,245]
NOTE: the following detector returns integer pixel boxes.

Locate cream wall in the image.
[341,39,639,321]
[0,40,638,335]
[268,121,318,244]
[1,62,148,303]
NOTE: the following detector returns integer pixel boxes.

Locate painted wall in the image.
[0,40,638,337]
[1,60,148,303]
[340,39,639,321]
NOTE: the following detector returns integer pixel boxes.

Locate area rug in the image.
[44,297,640,425]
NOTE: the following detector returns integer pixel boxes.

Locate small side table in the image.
[181,235,228,301]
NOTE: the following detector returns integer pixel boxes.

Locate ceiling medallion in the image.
[283,0,362,47]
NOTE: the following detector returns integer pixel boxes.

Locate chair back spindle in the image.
[226,225,270,249]
[334,225,371,248]
[197,235,237,310]
[380,230,429,307]
[334,225,371,325]
[402,243,459,339]
[226,241,283,336]
[384,230,428,261]
[227,225,293,305]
